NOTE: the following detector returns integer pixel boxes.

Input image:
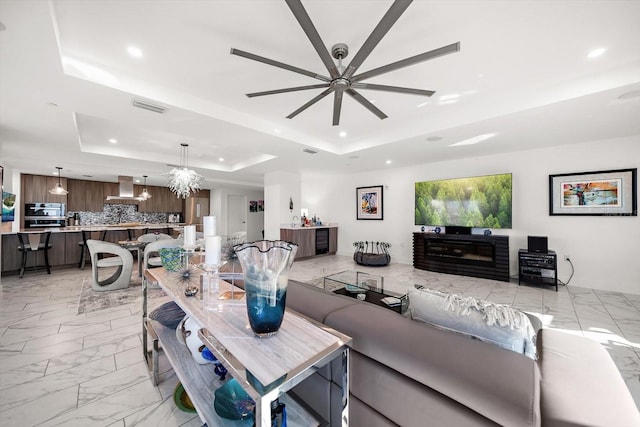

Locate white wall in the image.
[210,186,264,242]
[264,171,301,240]
[301,136,640,294]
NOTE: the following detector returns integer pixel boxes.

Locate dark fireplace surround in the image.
[413,233,510,282]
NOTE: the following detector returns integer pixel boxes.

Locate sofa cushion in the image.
[325,302,540,427]
[538,328,640,427]
[407,288,537,359]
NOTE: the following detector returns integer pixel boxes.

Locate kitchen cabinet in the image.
[67,179,104,212]
[2,232,68,274]
[21,174,68,204]
[136,185,183,213]
[280,226,338,259]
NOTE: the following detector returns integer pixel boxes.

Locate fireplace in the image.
[413,233,510,282]
[425,238,495,267]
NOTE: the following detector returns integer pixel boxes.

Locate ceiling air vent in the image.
[302,148,318,154]
[131,97,167,114]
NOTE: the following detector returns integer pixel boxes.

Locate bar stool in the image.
[17,231,52,278]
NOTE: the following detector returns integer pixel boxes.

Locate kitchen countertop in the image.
[280,223,338,230]
[1,223,186,235]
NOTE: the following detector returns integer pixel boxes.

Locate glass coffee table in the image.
[323,270,407,313]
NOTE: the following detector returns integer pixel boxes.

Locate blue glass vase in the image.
[234,241,298,337]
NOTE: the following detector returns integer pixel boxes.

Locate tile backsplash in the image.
[70,204,170,226]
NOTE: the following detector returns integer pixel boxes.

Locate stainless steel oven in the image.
[24,203,66,228]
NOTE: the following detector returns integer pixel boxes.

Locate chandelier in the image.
[168,143,204,198]
[138,175,152,200]
[48,166,69,195]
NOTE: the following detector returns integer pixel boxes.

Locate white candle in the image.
[184,225,196,248]
[203,216,216,237]
[205,235,221,266]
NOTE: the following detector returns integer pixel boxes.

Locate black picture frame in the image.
[356,185,384,220]
[549,168,637,216]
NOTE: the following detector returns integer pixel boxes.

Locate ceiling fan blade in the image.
[285,0,340,79]
[343,0,412,79]
[287,87,334,119]
[346,89,388,120]
[230,48,330,82]
[333,90,344,126]
[351,83,434,96]
[247,83,331,98]
[352,42,460,82]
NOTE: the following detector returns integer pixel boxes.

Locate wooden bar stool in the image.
[17,231,52,278]
[78,229,107,269]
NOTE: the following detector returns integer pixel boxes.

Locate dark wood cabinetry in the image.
[135,185,183,213]
[68,179,104,212]
[413,233,510,282]
[280,227,338,259]
[21,174,68,204]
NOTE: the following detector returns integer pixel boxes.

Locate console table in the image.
[143,267,352,426]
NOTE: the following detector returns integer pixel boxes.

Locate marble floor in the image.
[0,255,638,426]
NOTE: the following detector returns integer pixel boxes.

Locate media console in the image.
[413,233,510,282]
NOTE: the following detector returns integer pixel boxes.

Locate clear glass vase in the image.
[234,240,298,337]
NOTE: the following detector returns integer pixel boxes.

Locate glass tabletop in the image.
[323,270,404,298]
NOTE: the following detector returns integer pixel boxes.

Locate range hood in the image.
[105,176,146,201]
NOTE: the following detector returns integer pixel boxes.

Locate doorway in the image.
[227,194,247,237]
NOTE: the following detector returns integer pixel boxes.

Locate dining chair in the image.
[86,239,134,291]
[17,231,52,278]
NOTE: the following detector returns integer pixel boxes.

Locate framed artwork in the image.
[356,185,383,220]
[549,168,637,216]
[257,200,264,212]
[249,200,257,213]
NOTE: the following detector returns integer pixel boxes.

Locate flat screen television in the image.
[415,173,512,229]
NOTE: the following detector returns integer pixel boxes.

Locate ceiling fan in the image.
[230,0,460,126]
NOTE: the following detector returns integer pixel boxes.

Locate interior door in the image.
[227,194,247,236]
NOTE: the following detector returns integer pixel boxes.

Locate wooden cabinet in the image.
[280,226,338,259]
[21,174,68,204]
[136,185,183,213]
[67,179,104,212]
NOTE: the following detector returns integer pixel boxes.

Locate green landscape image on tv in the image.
[415,173,512,229]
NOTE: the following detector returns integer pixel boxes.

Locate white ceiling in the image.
[1,0,639,190]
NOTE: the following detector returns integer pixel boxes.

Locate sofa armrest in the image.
[538,328,640,427]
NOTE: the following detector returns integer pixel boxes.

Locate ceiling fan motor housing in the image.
[331,43,349,60]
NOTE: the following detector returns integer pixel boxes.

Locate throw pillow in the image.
[407,288,537,359]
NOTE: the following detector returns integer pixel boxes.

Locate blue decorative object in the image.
[159,247,183,272]
[214,378,255,420]
[234,241,298,337]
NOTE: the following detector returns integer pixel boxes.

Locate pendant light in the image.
[138,175,152,200]
[48,167,69,195]
[168,143,204,198]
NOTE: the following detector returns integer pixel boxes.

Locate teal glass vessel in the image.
[234,240,298,337]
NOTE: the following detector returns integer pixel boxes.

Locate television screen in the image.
[415,173,512,229]
[2,191,16,222]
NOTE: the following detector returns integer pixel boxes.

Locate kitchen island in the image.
[1,223,184,275]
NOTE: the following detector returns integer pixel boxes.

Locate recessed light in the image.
[587,47,606,59]
[135,179,140,183]
[339,131,347,138]
[219,157,225,162]
[439,94,460,101]
[52,170,59,175]
[386,160,392,164]
[109,138,117,144]
[426,136,442,142]
[127,46,143,58]
[416,101,430,108]
[449,133,496,147]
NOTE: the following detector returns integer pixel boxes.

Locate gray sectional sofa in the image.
[286,279,640,427]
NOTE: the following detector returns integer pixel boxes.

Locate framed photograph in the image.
[549,168,637,216]
[249,200,257,213]
[356,185,384,220]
